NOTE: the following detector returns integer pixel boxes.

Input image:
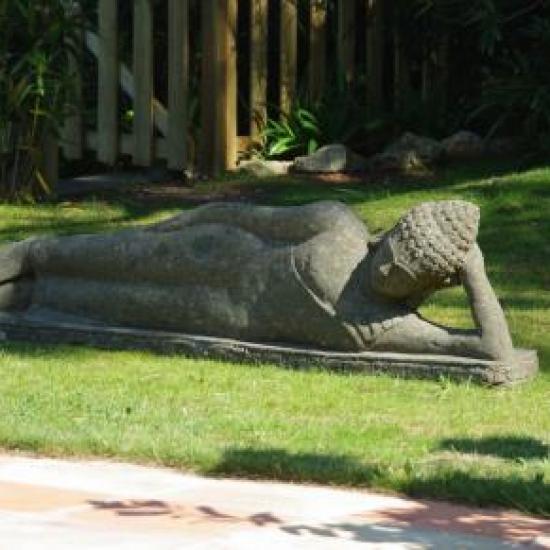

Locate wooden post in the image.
[133,0,154,166]
[309,0,327,103]
[200,0,216,175]
[62,2,83,160]
[250,0,268,140]
[221,0,238,170]
[97,0,118,165]
[280,0,297,114]
[366,0,384,113]
[338,0,355,84]
[200,0,238,176]
[86,30,168,137]
[167,0,189,171]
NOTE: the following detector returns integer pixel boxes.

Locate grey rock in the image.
[0,200,536,381]
[441,131,484,159]
[382,132,444,166]
[238,158,292,177]
[293,144,368,173]
[368,150,430,174]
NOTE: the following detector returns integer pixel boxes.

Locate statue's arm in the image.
[146,201,365,243]
[371,244,514,361]
[459,243,514,359]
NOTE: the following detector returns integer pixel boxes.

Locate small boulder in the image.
[383,132,444,166]
[238,159,292,177]
[292,144,368,173]
[368,150,430,174]
[441,131,484,159]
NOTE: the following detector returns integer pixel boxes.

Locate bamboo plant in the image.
[0,0,85,200]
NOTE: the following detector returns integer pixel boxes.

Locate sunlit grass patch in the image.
[0,159,549,515]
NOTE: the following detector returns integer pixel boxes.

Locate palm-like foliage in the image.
[0,0,85,200]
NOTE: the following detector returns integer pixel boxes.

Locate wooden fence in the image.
[59,1,442,179]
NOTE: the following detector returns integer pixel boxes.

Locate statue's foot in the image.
[0,240,35,311]
[0,240,32,284]
[0,280,33,311]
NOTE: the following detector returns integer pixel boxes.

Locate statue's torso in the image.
[27,205,411,351]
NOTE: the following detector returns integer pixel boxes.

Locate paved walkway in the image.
[0,454,548,549]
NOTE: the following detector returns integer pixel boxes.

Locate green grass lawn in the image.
[0,160,549,516]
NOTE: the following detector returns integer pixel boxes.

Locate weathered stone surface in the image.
[367,150,430,174]
[0,313,538,385]
[383,132,444,165]
[292,144,368,173]
[0,199,535,382]
[441,131,484,159]
[237,159,292,177]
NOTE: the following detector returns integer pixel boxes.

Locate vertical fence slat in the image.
[97,0,118,165]
[200,0,238,175]
[366,0,384,113]
[338,0,355,84]
[62,3,83,161]
[309,1,327,102]
[280,0,297,114]
[168,0,189,171]
[133,0,154,166]
[250,0,268,139]
[221,0,238,169]
[200,0,216,174]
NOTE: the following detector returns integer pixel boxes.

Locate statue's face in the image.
[369,236,419,300]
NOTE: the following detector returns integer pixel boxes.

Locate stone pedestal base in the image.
[0,313,538,386]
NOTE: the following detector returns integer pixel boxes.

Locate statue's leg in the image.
[25,229,152,281]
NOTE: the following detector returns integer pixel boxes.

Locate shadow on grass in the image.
[428,291,550,312]
[207,447,384,486]
[208,447,550,517]
[0,217,132,241]
[439,436,550,461]
[403,470,550,518]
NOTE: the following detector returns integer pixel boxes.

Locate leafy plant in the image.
[0,0,85,200]
[464,14,550,146]
[259,76,385,160]
[261,105,321,159]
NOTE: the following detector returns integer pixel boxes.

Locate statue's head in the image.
[370,200,480,302]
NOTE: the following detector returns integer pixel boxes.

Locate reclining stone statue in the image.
[0,199,517,363]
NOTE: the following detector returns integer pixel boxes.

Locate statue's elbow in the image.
[480,335,515,362]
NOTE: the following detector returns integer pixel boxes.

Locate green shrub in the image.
[259,78,387,160]
[0,1,85,200]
